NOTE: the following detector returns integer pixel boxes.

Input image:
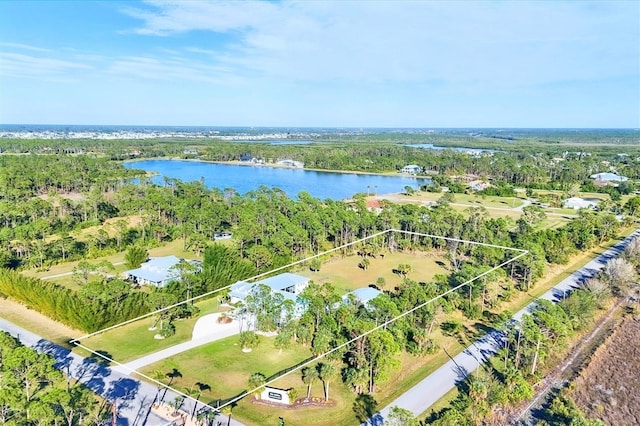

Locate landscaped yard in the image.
[79,297,226,362]
[139,335,312,404]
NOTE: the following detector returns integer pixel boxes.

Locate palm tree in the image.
[150,369,166,402]
[182,385,202,420]
[301,366,318,400]
[317,362,337,402]
[248,372,267,400]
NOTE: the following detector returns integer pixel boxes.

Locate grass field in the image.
[139,335,312,403]
[79,297,226,362]
[301,250,448,294]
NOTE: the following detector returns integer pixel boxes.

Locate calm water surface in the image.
[125,160,431,200]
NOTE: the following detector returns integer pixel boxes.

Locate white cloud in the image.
[0,51,92,81]
[120,0,639,90]
[0,42,52,53]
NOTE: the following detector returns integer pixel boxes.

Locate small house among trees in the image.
[124,255,201,287]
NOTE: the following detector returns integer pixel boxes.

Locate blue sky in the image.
[0,0,638,128]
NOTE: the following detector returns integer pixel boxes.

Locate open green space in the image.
[80,297,226,363]
[140,335,312,403]
[301,251,448,294]
[404,191,526,209]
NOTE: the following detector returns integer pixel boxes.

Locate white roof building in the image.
[563,197,600,210]
[125,255,201,287]
[401,165,422,174]
[589,172,628,182]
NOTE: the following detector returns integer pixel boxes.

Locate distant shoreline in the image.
[122,157,433,179]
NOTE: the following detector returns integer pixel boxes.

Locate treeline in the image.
[0,331,107,424]
[426,238,640,426]
[0,155,141,202]
[0,270,149,332]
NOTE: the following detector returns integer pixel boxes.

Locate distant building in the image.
[124,255,201,287]
[276,159,304,168]
[213,232,233,241]
[468,180,491,191]
[343,287,383,308]
[401,164,422,174]
[563,197,599,210]
[366,198,383,213]
[589,172,628,183]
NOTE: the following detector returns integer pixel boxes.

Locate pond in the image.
[125,160,432,200]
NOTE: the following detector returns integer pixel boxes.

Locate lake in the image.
[124,160,431,200]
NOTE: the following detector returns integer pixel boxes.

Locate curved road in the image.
[365,228,640,425]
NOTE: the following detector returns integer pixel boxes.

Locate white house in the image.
[589,172,628,182]
[563,197,600,210]
[229,273,310,304]
[124,255,201,287]
[468,180,491,191]
[276,159,304,168]
[229,273,311,322]
[401,164,422,174]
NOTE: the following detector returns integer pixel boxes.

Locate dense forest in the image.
[0,153,632,335]
[0,137,637,424]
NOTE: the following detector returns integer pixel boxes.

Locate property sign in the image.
[261,386,290,405]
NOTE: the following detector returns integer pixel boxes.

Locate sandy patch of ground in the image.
[571,316,640,425]
[0,297,84,345]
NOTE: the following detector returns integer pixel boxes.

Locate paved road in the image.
[0,317,243,426]
[365,228,640,425]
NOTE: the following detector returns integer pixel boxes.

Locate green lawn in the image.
[409,191,525,209]
[139,335,312,403]
[79,297,225,362]
[301,251,448,294]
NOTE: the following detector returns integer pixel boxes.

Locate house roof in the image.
[258,273,310,292]
[346,287,383,304]
[125,255,182,284]
[590,172,628,182]
[230,273,310,300]
[229,281,254,300]
[563,197,599,209]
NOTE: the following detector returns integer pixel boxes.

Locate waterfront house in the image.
[468,180,492,191]
[401,165,422,175]
[276,159,304,168]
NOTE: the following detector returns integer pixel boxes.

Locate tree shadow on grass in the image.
[353,394,378,424]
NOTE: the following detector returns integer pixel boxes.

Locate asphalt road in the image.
[365,228,640,425]
[0,317,243,426]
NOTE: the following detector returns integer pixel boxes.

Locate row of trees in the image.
[427,240,640,425]
[0,332,106,424]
